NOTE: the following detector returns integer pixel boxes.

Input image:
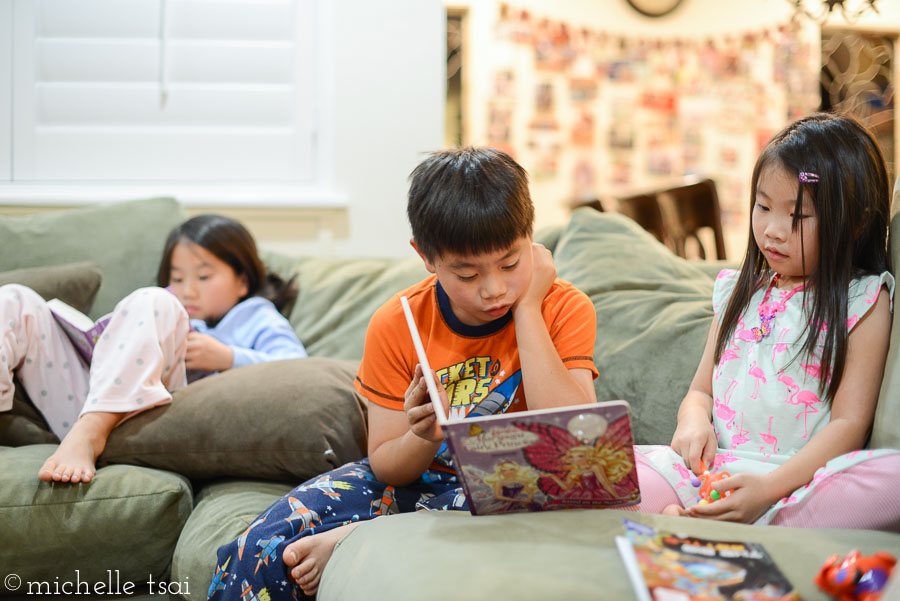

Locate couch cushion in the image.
[872,205,900,448]
[0,390,59,446]
[0,262,103,314]
[0,197,188,319]
[171,479,294,598]
[553,208,717,445]
[271,255,429,360]
[318,509,900,601]
[99,358,368,482]
[0,444,192,588]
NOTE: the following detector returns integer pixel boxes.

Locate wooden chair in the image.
[614,192,671,250]
[571,176,727,261]
[657,177,727,260]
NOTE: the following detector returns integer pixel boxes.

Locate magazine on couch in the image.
[616,519,801,601]
[400,295,640,516]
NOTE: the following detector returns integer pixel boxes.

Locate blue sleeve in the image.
[198,298,307,368]
[230,316,308,368]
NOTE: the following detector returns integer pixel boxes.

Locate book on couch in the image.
[400,295,641,516]
[616,519,801,601]
[46,298,111,364]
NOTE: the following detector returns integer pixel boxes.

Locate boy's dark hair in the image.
[156,214,298,312]
[716,112,891,402]
[407,147,534,260]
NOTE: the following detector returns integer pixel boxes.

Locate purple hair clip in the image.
[799,172,819,183]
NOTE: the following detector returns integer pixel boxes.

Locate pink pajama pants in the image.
[626,447,900,531]
[0,284,190,439]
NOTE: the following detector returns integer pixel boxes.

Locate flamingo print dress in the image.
[637,268,896,524]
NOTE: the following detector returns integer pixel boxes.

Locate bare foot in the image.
[662,503,687,517]
[283,522,360,596]
[38,411,123,483]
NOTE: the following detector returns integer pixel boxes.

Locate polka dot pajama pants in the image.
[0,284,190,439]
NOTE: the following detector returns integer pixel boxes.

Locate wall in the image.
[327,0,445,258]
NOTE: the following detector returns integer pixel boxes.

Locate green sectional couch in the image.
[1,195,898,600]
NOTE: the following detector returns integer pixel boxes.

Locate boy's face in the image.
[415,236,533,327]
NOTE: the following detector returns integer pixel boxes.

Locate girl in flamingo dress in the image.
[635,113,900,530]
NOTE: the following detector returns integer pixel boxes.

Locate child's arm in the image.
[670,318,719,475]
[368,364,451,486]
[185,332,234,371]
[186,306,306,371]
[691,288,892,523]
[513,243,596,409]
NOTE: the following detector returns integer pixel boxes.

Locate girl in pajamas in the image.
[636,113,900,530]
[0,214,307,483]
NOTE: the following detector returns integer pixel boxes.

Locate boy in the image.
[209,147,599,600]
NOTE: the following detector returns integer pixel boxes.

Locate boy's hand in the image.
[686,472,779,523]
[670,413,717,476]
[184,332,234,372]
[404,364,449,443]
[514,243,556,316]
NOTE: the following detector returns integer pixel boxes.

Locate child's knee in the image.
[116,287,186,321]
[0,283,45,310]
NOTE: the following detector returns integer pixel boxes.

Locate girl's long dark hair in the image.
[715,113,891,402]
[156,214,298,312]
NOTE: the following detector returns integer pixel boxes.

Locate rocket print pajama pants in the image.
[209,458,466,601]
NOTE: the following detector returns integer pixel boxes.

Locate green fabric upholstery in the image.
[872,196,900,448]
[554,208,716,444]
[0,389,59,446]
[319,510,900,601]
[100,358,368,482]
[282,256,428,360]
[0,262,103,314]
[0,197,187,319]
[0,445,192,589]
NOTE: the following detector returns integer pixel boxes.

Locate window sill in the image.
[0,183,347,209]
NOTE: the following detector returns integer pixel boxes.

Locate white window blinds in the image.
[10,0,316,183]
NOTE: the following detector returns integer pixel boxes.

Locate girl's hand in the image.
[403,364,448,443]
[185,332,234,372]
[670,415,717,476]
[686,472,779,523]
[513,243,556,316]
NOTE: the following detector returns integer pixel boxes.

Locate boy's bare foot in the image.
[283,522,360,596]
[38,411,123,483]
[662,503,687,517]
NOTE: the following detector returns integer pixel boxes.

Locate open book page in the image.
[616,519,800,601]
[46,298,111,364]
[445,401,640,514]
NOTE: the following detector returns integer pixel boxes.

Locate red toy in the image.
[691,459,731,504]
[814,550,896,601]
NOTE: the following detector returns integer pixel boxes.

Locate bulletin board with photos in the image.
[486,5,820,259]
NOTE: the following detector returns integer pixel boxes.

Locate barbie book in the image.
[400,296,640,516]
[616,519,801,601]
[46,298,111,364]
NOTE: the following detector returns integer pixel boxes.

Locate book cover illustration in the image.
[616,519,801,601]
[445,401,640,515]
[46,298,111,364]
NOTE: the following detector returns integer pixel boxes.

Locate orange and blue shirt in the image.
[355,275,598,420]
